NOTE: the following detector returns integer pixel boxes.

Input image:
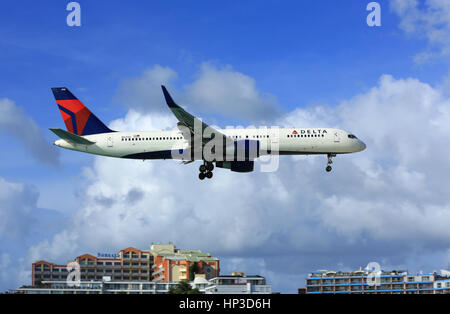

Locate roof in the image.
[157,248,218,262]
[193,277,209,285]
[214,275,264,279]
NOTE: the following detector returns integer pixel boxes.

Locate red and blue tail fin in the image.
[51,87,114,136]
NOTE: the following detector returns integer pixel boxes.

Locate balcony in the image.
[307,280,321,286]
[152,268,164,276]
[152,274,165,282]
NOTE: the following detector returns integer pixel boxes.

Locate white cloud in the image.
[0,177,38,240]
[115,63,282,123]
[184,63,282,122]
[22,73,450,293]
[108,109,177,132]
[390,0,450,62]
[0,254,13,287]
[0,177,42,291]
[115,65,178,114]
[0,98,59,166]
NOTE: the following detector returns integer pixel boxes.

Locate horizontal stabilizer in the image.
[50,128,96,145]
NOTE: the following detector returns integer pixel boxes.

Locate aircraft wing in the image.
[161,86,230,146]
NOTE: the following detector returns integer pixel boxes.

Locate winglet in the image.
[161,85,178,108]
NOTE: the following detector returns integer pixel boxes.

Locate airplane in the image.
[50,86,366,180]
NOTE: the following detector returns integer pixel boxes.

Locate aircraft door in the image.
[107,135,113,147]
[334,132,340,143]
[269,128,280,153]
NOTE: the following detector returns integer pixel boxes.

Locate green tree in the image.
[167,280,200,294]
[189,262,200,281]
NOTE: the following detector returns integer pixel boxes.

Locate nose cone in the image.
[358,140,366,152]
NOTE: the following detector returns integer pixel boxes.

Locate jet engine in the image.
[215,161,255,173]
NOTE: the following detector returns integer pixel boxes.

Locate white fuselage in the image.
[54,127,366,161]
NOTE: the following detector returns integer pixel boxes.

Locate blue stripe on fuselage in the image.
[122,150,181,160]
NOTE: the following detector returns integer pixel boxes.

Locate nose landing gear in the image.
[199,162,214,180]
[326,154,336,172]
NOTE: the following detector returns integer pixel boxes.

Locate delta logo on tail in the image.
[51,87,113,136]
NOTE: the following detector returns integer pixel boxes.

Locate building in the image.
[306,269,450,294]
[25,243,274,294]
[16,279,180,294]
[14,273,271,294]
[201,273,272,294]
[32,243,219,286]
[32,247,154,285]
[151,244,220,282]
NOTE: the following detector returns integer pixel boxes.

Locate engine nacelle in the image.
[216,161,254,173]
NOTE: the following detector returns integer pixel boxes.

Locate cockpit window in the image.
[348,134,357,139]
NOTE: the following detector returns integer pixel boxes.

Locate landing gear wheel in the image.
[206,162,214,172]
[199,161,214,180]
[326,154,336,173]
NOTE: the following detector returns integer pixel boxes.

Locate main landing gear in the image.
[326,154,336,172]
[199,162,214,180]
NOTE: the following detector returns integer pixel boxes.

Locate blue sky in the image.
[0,0,444,114]
[0,0,442,174]
[1,0,450,293]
